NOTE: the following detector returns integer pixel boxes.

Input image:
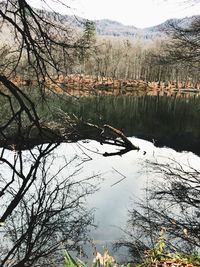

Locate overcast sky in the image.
[27,0,200,28]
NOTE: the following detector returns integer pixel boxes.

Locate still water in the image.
[1,136,199,262]
[2,94,200,263]
[47,94,200,155]
[38,94,200,259]
[52,136,200,258]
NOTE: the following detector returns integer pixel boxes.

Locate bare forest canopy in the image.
[0,2,140,266]
[0,0,199,155]
[0,0,199,151]
[1,6,199,86]
[0,1,199,76]
[0,1,199,266]
[0,0,141,156]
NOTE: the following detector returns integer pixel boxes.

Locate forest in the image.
[0,0,200,266]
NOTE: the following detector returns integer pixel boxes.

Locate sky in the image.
[27,0,200,28]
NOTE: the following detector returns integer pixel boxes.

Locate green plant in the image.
[63,249,132,267]
[136,228,200,267]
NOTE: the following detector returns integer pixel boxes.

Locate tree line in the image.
[1,10,199,88]
[0,0,199,266]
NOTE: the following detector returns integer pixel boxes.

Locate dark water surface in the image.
[48,94,200,156]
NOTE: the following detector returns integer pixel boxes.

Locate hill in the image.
[94,15,199,38]
[145,15,199,32]
[71,14,199,39]
[0,5,199,44]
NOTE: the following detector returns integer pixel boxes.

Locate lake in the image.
[49,94,200,260]
[61,137,200,256]
[44,94,200,155]
[1,93,200,264]
[46,136,200,261]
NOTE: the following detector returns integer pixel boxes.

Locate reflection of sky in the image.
[1,138,200,258]
[55,137,200,244]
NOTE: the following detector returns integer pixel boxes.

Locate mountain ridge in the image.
[0,4,199,42]
[58,13,199,38]
[92,15,199,38]
[35,6,199,39]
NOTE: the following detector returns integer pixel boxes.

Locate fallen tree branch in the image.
[0,118,140,156]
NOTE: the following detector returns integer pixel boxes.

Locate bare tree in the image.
[0,147,98,267]
[0,0,80,86]
[164,16,200,67]
[0,2,140,266]
[116,158,200,261]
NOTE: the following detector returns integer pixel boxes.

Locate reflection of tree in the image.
[0,147,98,266]
[116,158,200,261]
[0,1,138,265]
[0,144,58,223]
[0,1,136,152]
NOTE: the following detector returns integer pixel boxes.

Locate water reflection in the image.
[1,136,200,264]
[0,144,98,266]
[51,95,200,156]
[2,91,200,264]
[56,138,200,260]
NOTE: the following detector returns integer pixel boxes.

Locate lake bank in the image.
[12,74,200,98]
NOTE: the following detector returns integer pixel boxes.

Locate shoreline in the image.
[12,74,200,98]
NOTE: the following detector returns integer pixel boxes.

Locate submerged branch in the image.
[0,117,139,156]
